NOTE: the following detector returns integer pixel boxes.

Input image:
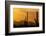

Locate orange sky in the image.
[13,8,39,23]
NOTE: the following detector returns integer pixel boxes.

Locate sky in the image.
[13,8,39,23]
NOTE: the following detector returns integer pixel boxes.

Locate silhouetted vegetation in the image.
[13,19,39,28]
